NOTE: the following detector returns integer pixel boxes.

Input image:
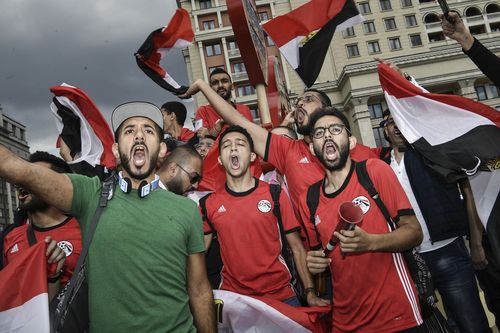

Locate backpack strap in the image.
[26,223,37,246]
[199,193,215,233]
[355,160,395,230]
[306,180,323,249]
[269,184,286,240]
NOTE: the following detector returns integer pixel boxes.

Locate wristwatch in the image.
[48,269,63,283]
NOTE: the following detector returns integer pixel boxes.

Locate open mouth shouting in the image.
[230,154,240,170]
[296,108,306,125]
[323,140,339,161]
[132,144,148,168]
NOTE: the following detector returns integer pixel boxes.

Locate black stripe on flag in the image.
[296,0,360,87]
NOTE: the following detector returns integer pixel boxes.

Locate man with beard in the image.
[200,125,328,306]
[194,68,253,138]
[0,102,216,333]
[2,151,79,300]
[180,80,376,219]
[157,144,203,196]
[382,110,492,333]
[301,108,424,332]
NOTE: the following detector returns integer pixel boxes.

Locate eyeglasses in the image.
[176,163,201,184]
[295,94,321,108]
[312,124,350,139]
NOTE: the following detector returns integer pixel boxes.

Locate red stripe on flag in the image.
[262,0,348,47]
[50,85,116,170]
[378,63,500,127]
[0,242,48,311]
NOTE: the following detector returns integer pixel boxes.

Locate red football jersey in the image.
[3,217,82,286]
[178,127,196,142]
[298,159,422,332]
[195,103,253,134]
[201,179,300,301]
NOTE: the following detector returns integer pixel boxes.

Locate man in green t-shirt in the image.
[0,101,216,333]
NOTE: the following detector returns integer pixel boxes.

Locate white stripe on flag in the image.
[0,294,50,333]
[279,36,307,69]
[469,170,500,228]
[384,92,495,145]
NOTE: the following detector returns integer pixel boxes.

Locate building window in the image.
[358,2,371,14]
[343,26,356,37]
[20,129,25,141]
[401,0,412,7]
[199,0,212,9]
[346,44,360,57]
[368,103,384,118]
[233,62,246,73]
[476,85,488,100]
[405,15,418,27]
[489,84,500,98]
[367,40,381,54]
[202,20,216,30]
[237,85,255,96]
[205,43,222,57]
[258,11,269,21]
[384,18,397,30]
[266,35,275,46]
[373,127,390,147]
[410,34,423,46]
[389,37,402,50]
[380,0,392,11]
[363,21,377,33]
[228,40,238,50]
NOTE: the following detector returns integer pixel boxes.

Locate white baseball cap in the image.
[111,101,164,133]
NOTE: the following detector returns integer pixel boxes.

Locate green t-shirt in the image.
[68,174,205,333]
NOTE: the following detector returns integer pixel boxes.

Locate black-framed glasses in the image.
[312,124,350,139]
[294,94,320,108]
[176,163,201,184]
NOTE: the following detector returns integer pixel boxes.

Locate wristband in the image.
[48,269,63,283]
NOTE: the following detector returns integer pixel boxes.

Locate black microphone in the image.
[323,202,363,256]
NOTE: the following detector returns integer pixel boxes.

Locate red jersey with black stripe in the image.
[298,159,422,332]
[3,217,82,286]
[195,103,253,134]
[201,179,299,301]
[178,127,196,142]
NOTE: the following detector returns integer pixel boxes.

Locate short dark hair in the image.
[218,125,254,152]
[159,144,201,172]
[209,67,231,81]
[380,109,391,142]
[161,101,187,127]
[271,126,298,140]
[308,107,351,134]
[304,88,332,107]
[29,151,72,174]
[114,122,163,142]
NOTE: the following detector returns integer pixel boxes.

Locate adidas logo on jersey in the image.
[10,244,19,253]
[217,205,226,213]
[299,157,310,164]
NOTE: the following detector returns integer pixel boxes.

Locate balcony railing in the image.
[424,21,442,30]
[465,15,485,24]
[227,48,241,58]
[232,71,249,81]
[487,12,500,21]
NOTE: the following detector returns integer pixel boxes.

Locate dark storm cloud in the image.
[0,0,192,154]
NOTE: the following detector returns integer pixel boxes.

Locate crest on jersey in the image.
[352,196,370,214]
[257,199,272,213]
[57,241,74,257]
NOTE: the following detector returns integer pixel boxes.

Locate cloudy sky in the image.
[0,0,192,155]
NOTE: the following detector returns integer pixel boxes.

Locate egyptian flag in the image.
[50,84,116,174]
[135,8,193,95]
[197,135,262,192]
[263,0,363,87]
[378,62,500,263]
[0,242,50,333]
[213,290,331,333]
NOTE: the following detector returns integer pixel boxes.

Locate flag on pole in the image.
[212,290,331,333]
[135,8,194,95]
[263,0,363,87]
[50,83,116,171]
[378,62,500,264]
[0,242,50,333]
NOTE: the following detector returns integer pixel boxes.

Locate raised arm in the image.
[186,252,217,333]
[0,145,73,212]
[180,79,269,158]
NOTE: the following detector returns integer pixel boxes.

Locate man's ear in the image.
[309,142,316,156]
[250,152,256,162]
[159,142,167,159]
[112,142,120,160]
[217,156,222,166]
[348,135,358,151]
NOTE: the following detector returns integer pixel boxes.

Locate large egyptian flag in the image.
[135,8,194,95]
[197,135,263,191]
[213,290,331,333]
[0,242,50,333]
[50,83,116,171]
[263,0,363,87]
[378,62,500,263]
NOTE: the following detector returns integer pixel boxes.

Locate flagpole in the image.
[256,84,271,127]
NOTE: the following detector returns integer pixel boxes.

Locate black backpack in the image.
[306,160,436,318]
[200,183,303,299]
